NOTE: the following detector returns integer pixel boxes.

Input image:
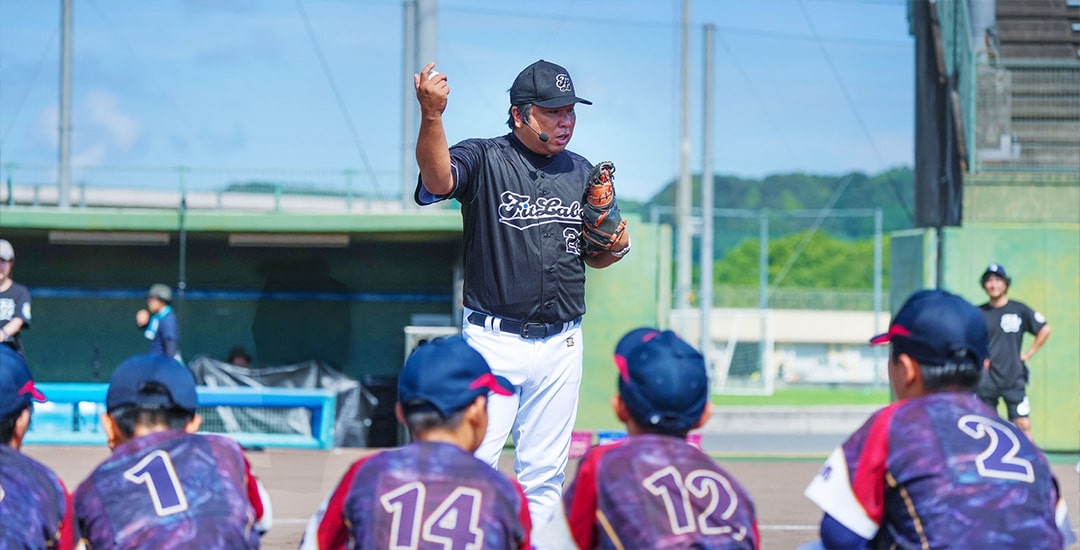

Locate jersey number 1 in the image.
[123,450,190,516]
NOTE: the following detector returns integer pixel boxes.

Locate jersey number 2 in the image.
[643,466,748,540]
[380,482,484,550]
[123,450,190,516]
[957,415,1035,482]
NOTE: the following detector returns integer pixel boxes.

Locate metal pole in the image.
[758,209,769,381]
[402,0,417,209]
[935,225,944,289]
[177,167,188,303]
[58,0,73,208]
[758,210,769,310]
[345,168,356,211]
[700,24,715,364]
[675,0,693,310]
[873,207,883,388]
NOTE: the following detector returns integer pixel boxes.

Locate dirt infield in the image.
[23,445,1080,549]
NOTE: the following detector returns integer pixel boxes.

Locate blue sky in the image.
[1,0,913,202]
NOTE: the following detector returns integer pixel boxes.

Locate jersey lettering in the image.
[497,191,581,230]
[643,466,745,539]
[380,482,485,550]
[0,482,5,504]
[957,415,1035,482]
[562,227,582,255]
[123,450,189,516]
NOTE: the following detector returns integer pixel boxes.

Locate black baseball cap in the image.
[614,328,709,433]
[398,336,513,419]
[509,60,592,108]
[0,345,47,419]
[981,263,1011,286]
[106,354,199,414]
[870,289,989,367]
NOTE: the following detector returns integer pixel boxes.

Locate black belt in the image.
[466,312,580,340]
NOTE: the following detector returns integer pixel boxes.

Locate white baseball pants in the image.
[461,311,583,535]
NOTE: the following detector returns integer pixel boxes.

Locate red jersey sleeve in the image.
[565,443,619,549]
[59,480,76,550]
[313,456,373,549]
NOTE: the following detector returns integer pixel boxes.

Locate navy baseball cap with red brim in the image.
[0,345,47,419]
[614,328,708,433]
[870,289,989,366]
[399,336,513,419]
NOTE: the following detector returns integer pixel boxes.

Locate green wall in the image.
[576,217,670,431]
[890,220,1079,451]
[942,224,1080,451]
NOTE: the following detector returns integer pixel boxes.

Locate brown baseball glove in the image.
[580,161,627,257]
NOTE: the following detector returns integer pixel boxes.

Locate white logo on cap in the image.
[555,74,572,92]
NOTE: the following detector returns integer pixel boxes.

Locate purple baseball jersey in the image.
[74,430,269,549]
[302,441,531,549]
[565,434,759,549]
[0,445,74,549]
[804,392,1068,548]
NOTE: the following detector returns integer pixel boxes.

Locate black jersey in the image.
[979,299,1047,389]
[0,281,31,356]
[416,133,592,323]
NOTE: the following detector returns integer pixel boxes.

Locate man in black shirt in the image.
[976,263,1051,441]
[0,239,32,358]
[413,59,630,536]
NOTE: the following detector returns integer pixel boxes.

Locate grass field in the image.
[711,385,892,406]
[574,384,892,431]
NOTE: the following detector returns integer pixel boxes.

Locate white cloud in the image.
[82,90,141,151]
[71,142,109,172]
[28,90,142,166]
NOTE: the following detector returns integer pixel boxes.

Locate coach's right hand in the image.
[414,61,453,196]
[414,61,449,116]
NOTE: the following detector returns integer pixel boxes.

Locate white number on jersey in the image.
[642,466,748,540]
[380,481,485,550]
[123,450,190,516]
[957,415,1035,482]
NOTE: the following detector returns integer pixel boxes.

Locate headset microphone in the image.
[522,115,549,143]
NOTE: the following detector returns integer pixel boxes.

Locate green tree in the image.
[713,231,889,289]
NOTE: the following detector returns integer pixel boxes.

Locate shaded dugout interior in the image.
[2,208,663,435]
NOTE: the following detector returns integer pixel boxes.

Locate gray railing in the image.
[710,286,888,311]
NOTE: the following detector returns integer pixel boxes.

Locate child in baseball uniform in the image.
[548,328,759,549]
[300,336,532,550]
[74,354,272,549]
[0,345,76,549]
[802,289,1073,549]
